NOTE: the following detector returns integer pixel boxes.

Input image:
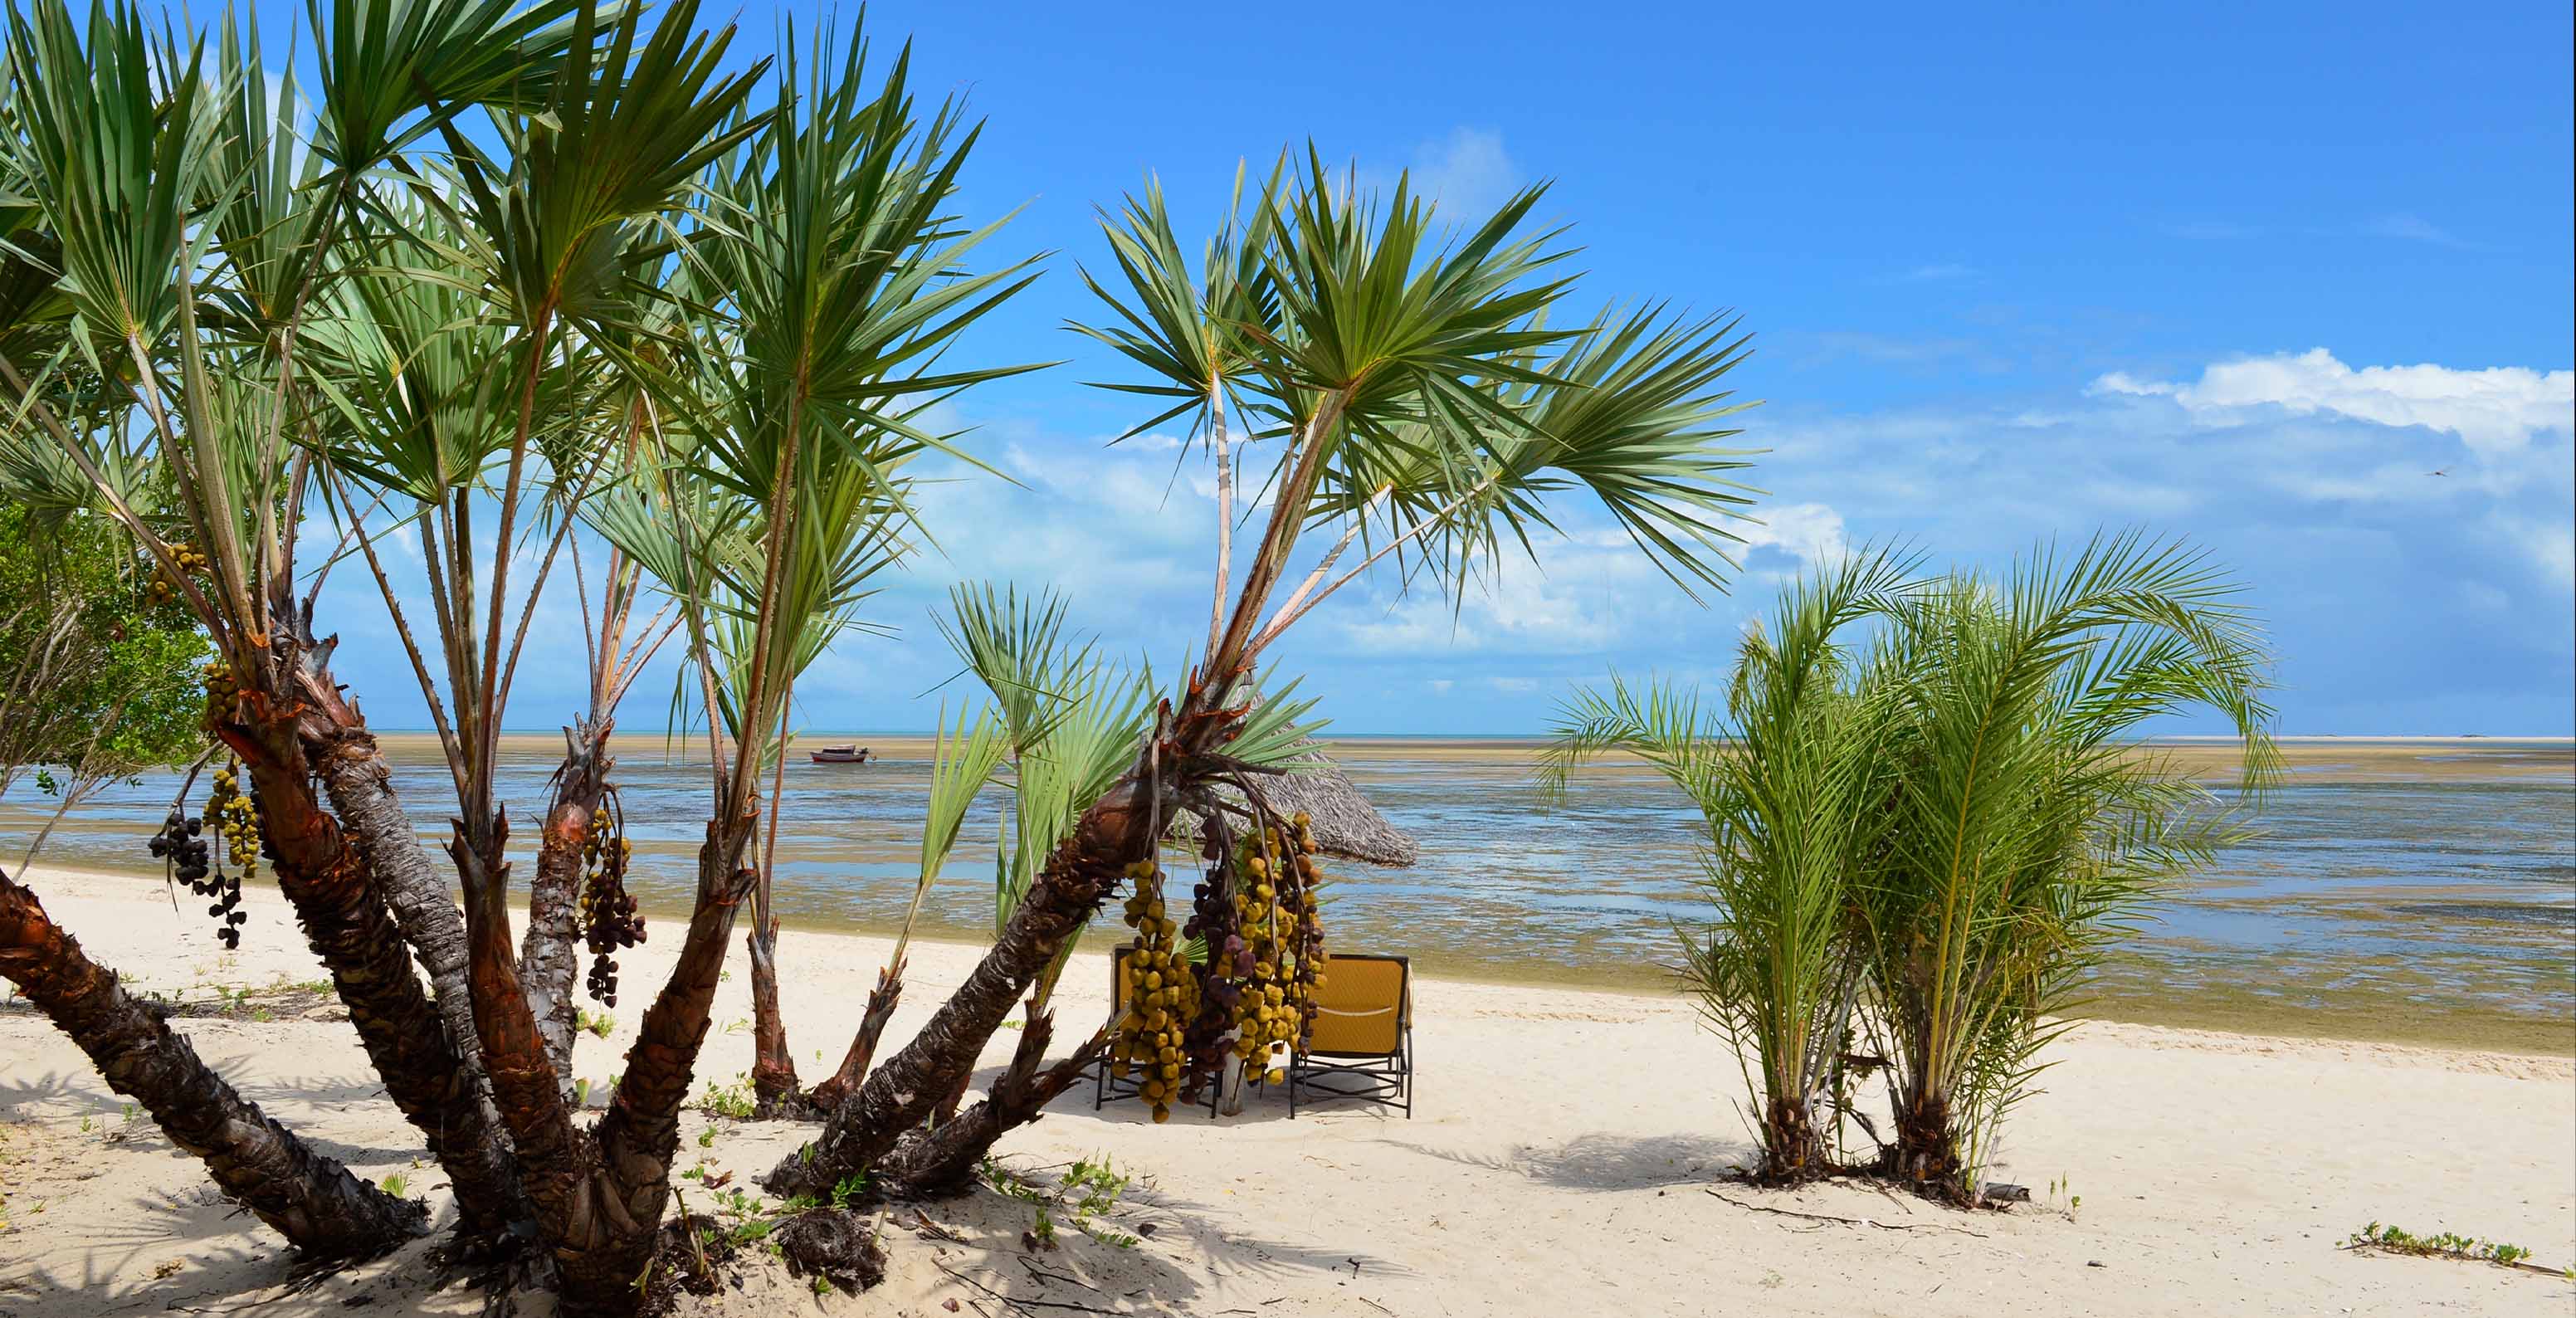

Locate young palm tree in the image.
[1851,534,2280,1198]
[767,154,1767,1196]
[1540,548,1914,1180]
[807,584,1158,1187]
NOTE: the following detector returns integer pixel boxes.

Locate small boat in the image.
[808,744,872,764]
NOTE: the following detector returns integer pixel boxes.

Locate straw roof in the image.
[1216,746,1419,869]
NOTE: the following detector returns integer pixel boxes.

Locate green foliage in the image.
[697,1073,756,1120]
[979,1154,1138,1250]
[1540,549,1915,1180]
[2346,1222,2538,1269]
[1546,534,2280,1196]
[0,501,207,802]
[1073,151,1763,623]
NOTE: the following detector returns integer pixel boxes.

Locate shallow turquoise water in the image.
[7,740,2570,1035]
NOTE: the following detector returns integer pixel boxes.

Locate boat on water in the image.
[808,744,872,764]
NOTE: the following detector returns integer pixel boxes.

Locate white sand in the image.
[2,863,2569,1316]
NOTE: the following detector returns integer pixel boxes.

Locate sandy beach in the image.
[2,863,2569,1316]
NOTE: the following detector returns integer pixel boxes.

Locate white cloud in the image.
[1732,501,1847,566]
[1427,678,1454,696]
[2358,212,2467,247]
[1408,129,1519,222]
[1900,262,1976,282]
[2493,515,2576,589]
[1487,676,1537,693]
[2094,349,2574,461]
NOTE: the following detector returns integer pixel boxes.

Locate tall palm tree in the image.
[1,2,1032,1309]
[767,153,1768,1196]
[0,0,603,1245]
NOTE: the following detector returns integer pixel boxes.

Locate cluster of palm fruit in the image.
[1221,814,1325,1083]
[146,541,209,607]
[1108,860,1199,1123]
[1173,811,1328,1101]
[146,799,236,948]
[577,792,643,1006]
[200,657,238,724]
[144,761,255,949]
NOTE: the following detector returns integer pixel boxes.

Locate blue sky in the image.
[289,1,2574,736]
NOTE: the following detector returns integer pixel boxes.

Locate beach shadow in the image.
[0,1068,132,1117]
[1393,1130,1750,1190]
[1109,1178,1411,1287]
[896,1179,1213,1312]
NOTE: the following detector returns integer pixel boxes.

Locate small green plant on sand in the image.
[980,1155,1139,1249]
[379,1173,407,1198]
[698,1074,756,1120]
[577,1008,615,1039]
[2345,1222,2539,1270]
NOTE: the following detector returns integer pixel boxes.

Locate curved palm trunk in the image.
[307,722,485,1095]
[804,964,902,1113]
[225,681,529,1239]
[0,869,427,1257]
[874,1004,1106,1198]
[763,782,1155,1198]
[551,815,761,1316]
[446,803,759,1318]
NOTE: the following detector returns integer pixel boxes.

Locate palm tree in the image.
[2,2,1032,1309]
[1851,534,2280,1198]
[0,0,605,1245]
[1541,548,1914,1181]
[766,153,1767,1196]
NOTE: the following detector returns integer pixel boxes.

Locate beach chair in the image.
[1092,943,1218,1117]
[1288,954,1412,1118]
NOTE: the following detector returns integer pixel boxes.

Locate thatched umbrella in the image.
[1215,744,1418,868]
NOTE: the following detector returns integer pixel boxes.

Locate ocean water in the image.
[7,737,2571,1047]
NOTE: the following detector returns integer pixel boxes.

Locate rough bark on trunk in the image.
[0,870,427,1257]
[1759,1095,1828,1184]
[762,783,1153,1198]
[308,722,484,1090]
[746,908,803,1115]
[227,689,529,1237]
[522,722,611,1095]
[804,965,903,1113]
[548,814,760,1318]
[1889,1090,1964,1200]
[874,1006,1105,1198]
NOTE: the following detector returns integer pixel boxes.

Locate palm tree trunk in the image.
[762,781,1154,1198]
[225,685,529,1238]
[0,869,427,1257]
[746,905,803,1114]
[305,710,485,1090]
[1760,1095,1828,1183]
[1890,1087,1964,1198]
[874,1003,1105,1198]
[805,964,902,1113]
[521,721,612,1094]
[545,813,761,1318]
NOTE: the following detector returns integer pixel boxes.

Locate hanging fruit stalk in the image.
[577,787,643,1008]
[1106,860,1194,1122]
